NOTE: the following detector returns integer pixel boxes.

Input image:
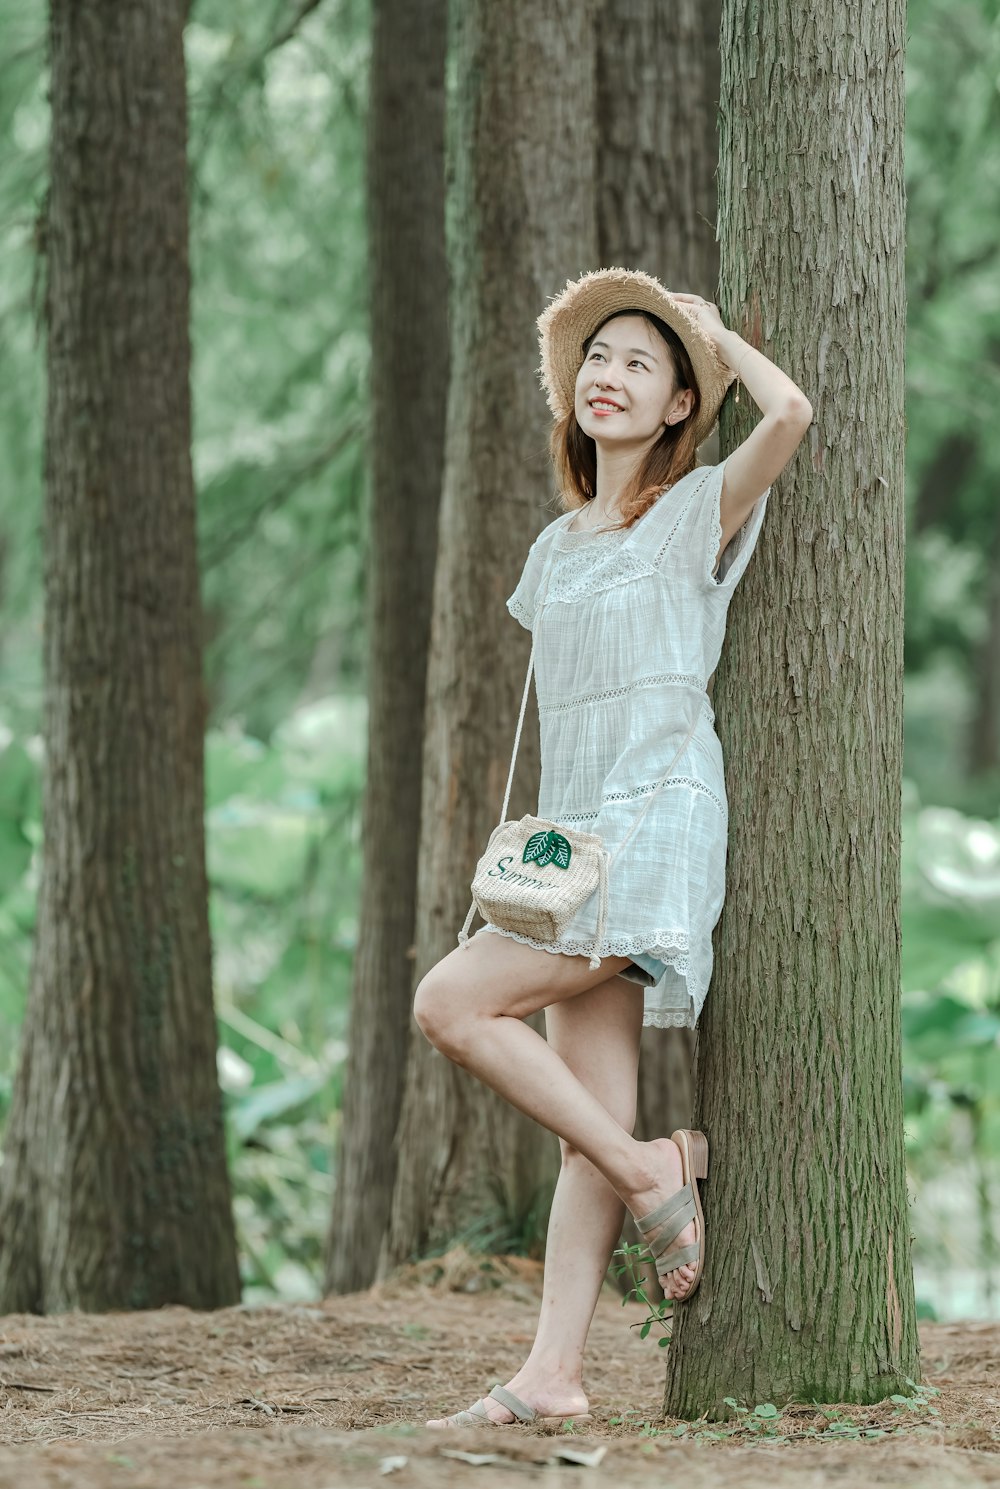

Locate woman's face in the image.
[574,313,693,449]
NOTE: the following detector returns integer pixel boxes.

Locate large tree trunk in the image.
[325,0,449,1296]
[379,0,599,1271]
[596,0,723,1296]
[665,0,919,1413]
[0,0,240,1313]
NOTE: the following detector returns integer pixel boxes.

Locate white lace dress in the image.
[478,456,771,1029]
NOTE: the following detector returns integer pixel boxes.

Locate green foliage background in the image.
[0,0,997,1315]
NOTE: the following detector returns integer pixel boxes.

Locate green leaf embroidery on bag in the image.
[523,829,572,870]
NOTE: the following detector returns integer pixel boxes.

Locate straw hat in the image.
[536,266,737,449]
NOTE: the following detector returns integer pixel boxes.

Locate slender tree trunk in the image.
[596,1,723,1298]
[967,509,1000,775]
[911,431,977,534]
[0,0,240,1313]
[665,0,918,1414]
[324,0,449,1296]
[380,0,599,1271]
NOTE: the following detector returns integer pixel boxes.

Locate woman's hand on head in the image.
[670,293,729,346]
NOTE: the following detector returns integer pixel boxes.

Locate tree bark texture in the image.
[0,0,241,1312]
[596,1,724,1291]
[665,0,920,1413]
[325,0,449,1296]
[596,0,722,292]
[380,0,599,1271]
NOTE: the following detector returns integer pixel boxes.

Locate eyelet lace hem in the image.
[643,1005,701,1030]
[506,594,534,628]
[477,921,691,964]
[475,925,706,1030]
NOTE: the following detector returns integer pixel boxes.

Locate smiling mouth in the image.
[589,399,624,412]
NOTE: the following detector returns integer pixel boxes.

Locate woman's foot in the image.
[624,1136,700,1300]
[426,1372,590,1428]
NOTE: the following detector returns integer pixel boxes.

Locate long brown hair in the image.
[548,309,702,530]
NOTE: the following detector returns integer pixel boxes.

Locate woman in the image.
[414,267,812,1430]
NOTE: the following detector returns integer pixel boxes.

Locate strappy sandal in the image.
[634,1128,709,1298]
[430,1383,594,1429]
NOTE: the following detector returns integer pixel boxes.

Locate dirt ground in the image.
[0,1247,996,1489]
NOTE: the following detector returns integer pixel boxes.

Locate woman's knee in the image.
[413,967,468,1056]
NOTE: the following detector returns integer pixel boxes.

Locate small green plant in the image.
[721,1398,785,1438]
[612,1240,672,1346]
[619,1373,947,1447]
[889,1376,941,1417]
[607,1409,647,1428]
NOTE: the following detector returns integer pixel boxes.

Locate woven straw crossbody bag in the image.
[457,528,701,970]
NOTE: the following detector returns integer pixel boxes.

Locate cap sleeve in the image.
[505,515,566,630]
[652,458,770,593]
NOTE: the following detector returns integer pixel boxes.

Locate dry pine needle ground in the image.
[0,1247,995,1489]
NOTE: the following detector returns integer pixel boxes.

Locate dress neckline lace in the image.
[561,510,624,538]
[560,468,701,540]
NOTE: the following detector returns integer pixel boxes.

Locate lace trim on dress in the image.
[643,1006,699,1030]
[478,920,691,967]
[478,924,704,1028]
[506,593,533,628]
[554,775,726,821]
[708,493,726,585]
[538,671,707,715]
[540,543,657,607]
[652,507,692,568]
[703,460,768,587]
[651,476,711,568]
[553,519,627,544]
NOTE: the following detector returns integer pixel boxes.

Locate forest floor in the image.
[0,1246,996,1489]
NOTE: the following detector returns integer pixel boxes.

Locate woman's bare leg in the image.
[414,929,698,1302]
[427,971,643,1427]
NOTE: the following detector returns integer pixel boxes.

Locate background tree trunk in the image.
[379,0,599,1272]
[325,0,449,1296]
[966,510,1000,776]
[596,0,723,1299]
[597,0,721,287]
[911,431,977,535]
[0,0,240,1312]
[665,0,919,1413]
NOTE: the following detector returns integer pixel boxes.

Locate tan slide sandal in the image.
[634,1128,709,1298]
[431,1383,594,1429]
